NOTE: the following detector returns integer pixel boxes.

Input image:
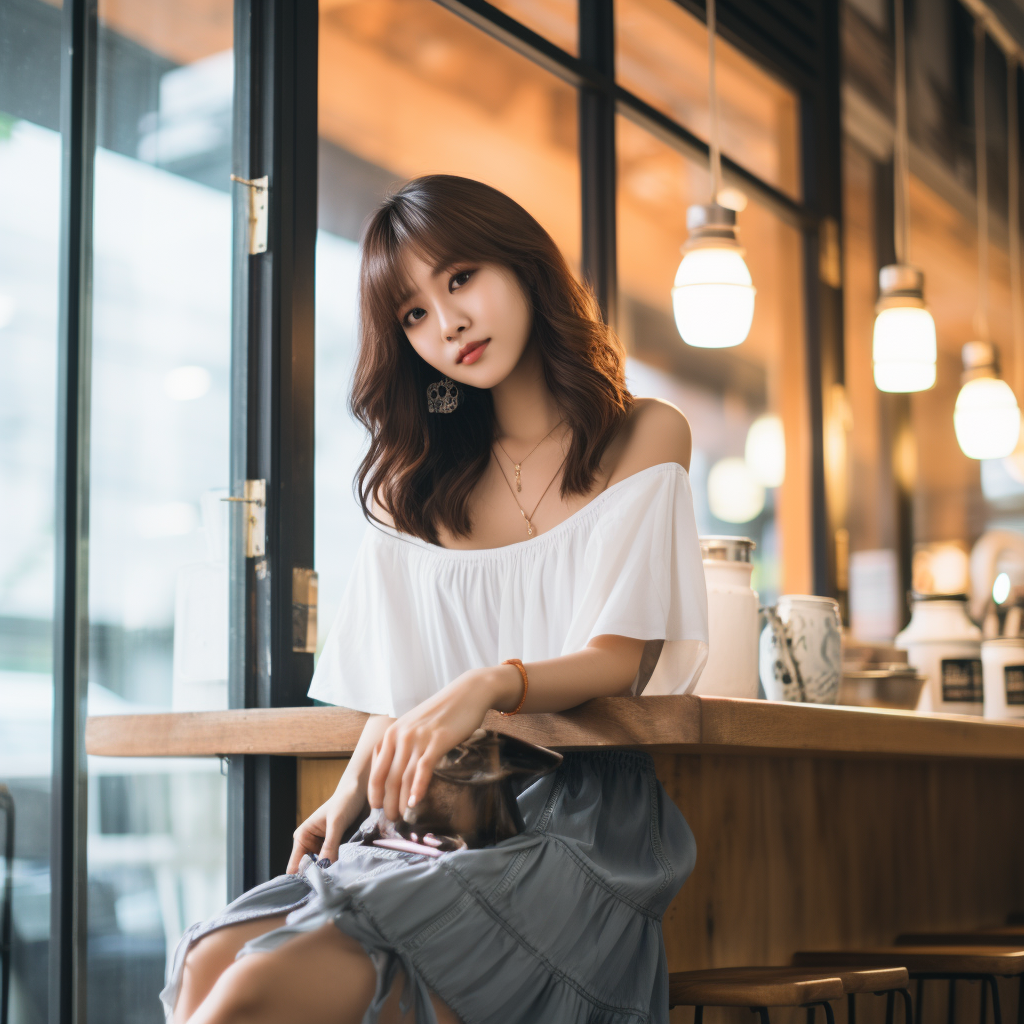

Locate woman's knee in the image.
[175,916,289,1023]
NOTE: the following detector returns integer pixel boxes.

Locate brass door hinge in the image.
[221,479,266,557]
[292,568,318,653]
[231,174,269,254]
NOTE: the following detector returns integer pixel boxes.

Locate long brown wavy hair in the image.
[351,174,633,543]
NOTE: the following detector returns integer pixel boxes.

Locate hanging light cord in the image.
[707,0,722,202]
[1010,54,1024,401]
[893,0,910,265]
[975,19,990,339]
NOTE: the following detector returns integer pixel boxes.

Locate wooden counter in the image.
[85,694,1024,761]
[86,697,1024,1024]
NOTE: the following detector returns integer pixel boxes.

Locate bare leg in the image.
[184,920,460,1024]
[173,915,289,1024]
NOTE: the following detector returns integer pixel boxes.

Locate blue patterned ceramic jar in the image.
[759,595,843,703]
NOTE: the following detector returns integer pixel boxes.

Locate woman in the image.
[163,174,708,1024]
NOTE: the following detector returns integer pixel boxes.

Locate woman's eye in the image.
[450,270,473,290]
[403,307,426,327]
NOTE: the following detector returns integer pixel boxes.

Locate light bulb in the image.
[672,204,755,349]
[872,265,936,393]
[744,414,785,487]
[707,457,765,523]
[994,572,1011,605]
[954,376,1021,459]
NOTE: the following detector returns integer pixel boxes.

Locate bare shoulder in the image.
[607,397,692,484]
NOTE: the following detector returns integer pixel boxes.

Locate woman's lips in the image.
[457,339,489,365]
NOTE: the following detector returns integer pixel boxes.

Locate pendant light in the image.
[671,0,755,349]
[873,0,937,393]
[954,22,1022,461]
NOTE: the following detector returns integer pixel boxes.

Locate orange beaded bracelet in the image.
[499,658,529,716]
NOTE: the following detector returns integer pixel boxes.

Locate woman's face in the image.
[397,253,532,388]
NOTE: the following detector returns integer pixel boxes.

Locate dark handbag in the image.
[352,729,562,855]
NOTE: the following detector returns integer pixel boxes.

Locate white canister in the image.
[695,536,759,698]
[981,638,1024,719]
[895,593,983,714]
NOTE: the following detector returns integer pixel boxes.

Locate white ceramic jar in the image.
[981,638,1024,719]
[695,536,759,698]
[895,594,983,714]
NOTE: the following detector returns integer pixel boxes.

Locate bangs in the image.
[362,196,473,319]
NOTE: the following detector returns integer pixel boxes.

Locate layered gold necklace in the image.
[492,422,567,537]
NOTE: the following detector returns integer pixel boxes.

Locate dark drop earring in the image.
[426,377,461,413]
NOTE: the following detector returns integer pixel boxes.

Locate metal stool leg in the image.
[822,1001,837,1024]
[916,979,925,1024]
[751,1007,772,1024]
[849,992,857,1024]
[694,1006,703,1024]
[886,990,895,1024]
[949,979,958,1024]
[900,987,914,1024]
[1017,975,1024,1024]
[986,976,1002,1024]
[808,1006,816,1024]
[981,978,989,1024]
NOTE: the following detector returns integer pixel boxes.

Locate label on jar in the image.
[940,658,983,702]
[1005,665,1024,706]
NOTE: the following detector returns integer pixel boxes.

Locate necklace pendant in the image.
[515,465,521,492]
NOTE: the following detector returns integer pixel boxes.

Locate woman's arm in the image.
[367,634,645,822]
[287,712,393,871]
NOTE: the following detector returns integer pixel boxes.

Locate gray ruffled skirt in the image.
[160,751,696,1024]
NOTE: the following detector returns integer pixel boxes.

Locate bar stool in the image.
[0,784,13,1024]
[795,947,1024,1024]
[667,968,845,1024]
[893,931,1024,1024]
[780,966,912,1024]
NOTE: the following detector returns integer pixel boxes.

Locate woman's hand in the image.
[287,779,367,874]
[286,713,393,872]
[368,665,521,821]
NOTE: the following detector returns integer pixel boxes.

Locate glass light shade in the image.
[872,306,937,392]
[744,414,785,487]
[707,457,765,523]
[672,247,755,348]
[954,376,1022,460]
[994,572,1012,605]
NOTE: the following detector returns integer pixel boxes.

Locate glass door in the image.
[84,2,234,1020]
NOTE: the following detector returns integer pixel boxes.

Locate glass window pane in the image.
[0,2,62,1020]
[87,2,232,1020]
[616,0,801,200]
[487,0,577,55]
[316,0,581,634]
[617,115,810,600]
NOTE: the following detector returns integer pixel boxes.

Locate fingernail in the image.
[402,807,416,823]
[317,857,331,868]
[407,794,417,808]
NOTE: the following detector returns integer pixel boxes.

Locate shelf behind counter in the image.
[85,694,1024,761]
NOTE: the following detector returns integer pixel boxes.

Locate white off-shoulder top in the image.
[308,462,709,716]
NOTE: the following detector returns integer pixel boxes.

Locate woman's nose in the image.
[441,321,468,343]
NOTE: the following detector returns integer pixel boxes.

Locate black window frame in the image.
[49,0,842,1019]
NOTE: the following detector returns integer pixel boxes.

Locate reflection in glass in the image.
[617,115,809,599]
[0,3,63,1021]
[487,0,577,54]
[315,0,581,635]
[616,0,801,200]
[86,2,232,1019]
